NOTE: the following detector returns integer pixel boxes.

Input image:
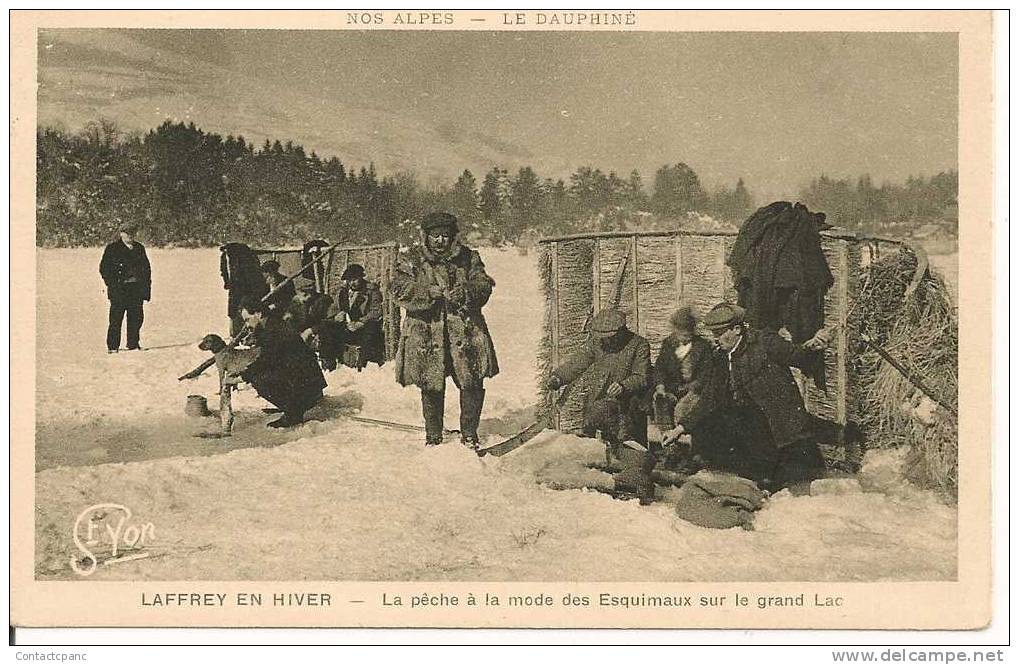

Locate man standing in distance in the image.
[391,212,499,449]
[99,222,151,353]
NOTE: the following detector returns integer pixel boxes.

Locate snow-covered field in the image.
[33,247,958,581]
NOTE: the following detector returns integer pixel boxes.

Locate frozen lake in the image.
[32,247,957,582]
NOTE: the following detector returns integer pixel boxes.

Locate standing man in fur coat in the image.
[391,212,499,449]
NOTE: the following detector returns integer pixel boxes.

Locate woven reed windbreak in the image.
[254,242,401,361]
[538,229,864,434]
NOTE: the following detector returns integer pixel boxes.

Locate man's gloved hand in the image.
[428,286,445,300]
[606,382,624,398]
[348,320,363,332]
[655,383,668,396]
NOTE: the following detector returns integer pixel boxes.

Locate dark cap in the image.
[260,260,280,273]
[421,212,459,235]
[590,308,626,338]
[118,221,139,234]
[341,263,366,280]
[702,302,746,332]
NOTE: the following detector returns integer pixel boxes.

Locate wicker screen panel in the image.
[635,235,677,358]
[547,239,596,433]
[678,234,729,331]
[594,237,637,322]
[254,242,401,362]
[539,229,870,434]
[253,248,317,292]
[328,243,401,362]
[801,236,862,427]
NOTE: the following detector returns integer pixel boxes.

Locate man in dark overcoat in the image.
[546,308,655,504]
[663,302,832,491]
[99,222,151,352]
[392,212,499,449]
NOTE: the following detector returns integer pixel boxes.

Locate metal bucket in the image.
[185,394,211,418]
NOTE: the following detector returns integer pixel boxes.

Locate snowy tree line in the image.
[797,172,958,235]
[36,119,955,247]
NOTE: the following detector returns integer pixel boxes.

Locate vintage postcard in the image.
[10,10,995,631]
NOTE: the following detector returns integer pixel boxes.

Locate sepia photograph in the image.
[9,10,997,633]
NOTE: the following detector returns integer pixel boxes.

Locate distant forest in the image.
[36,119,959,247]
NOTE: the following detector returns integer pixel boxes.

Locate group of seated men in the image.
[201,261,385,428]
[545,301,850,504]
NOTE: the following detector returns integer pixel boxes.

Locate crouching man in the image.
[546,308,655,504]
[662,302,832,492]
[392,212,499,449]
[237,298,327,428]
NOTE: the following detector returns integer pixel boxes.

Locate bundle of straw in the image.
[855,249,958,498]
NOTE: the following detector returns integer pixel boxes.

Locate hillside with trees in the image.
[36,119,956,248]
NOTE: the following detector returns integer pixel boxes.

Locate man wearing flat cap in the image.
[392,212,499,449]
[99,222,151,352]
[663,301,832,491]
[546,307,655,503]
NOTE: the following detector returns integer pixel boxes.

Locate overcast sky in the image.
[38,29,958,199]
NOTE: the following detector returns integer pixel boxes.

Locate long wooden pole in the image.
[860,334,957,417]
[178,244,341,381]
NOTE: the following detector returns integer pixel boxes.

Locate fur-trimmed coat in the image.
[391,241,499,392]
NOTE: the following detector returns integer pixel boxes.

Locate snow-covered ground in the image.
[33,247,957,581]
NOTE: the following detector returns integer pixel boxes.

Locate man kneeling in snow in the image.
[546,308,656,505]
[662,302,832,492]
[236,298,328,428]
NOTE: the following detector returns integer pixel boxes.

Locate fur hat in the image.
[669,305,697,331]
[421,212,459,235]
